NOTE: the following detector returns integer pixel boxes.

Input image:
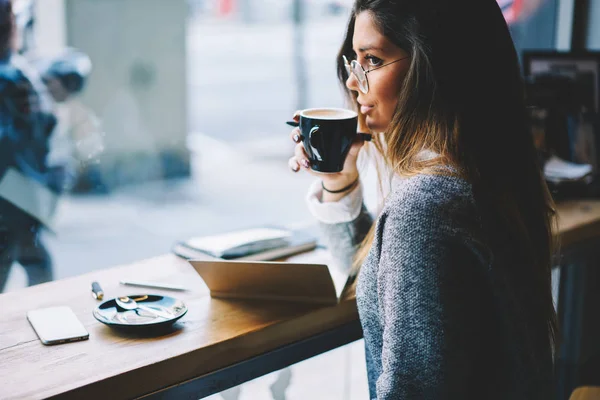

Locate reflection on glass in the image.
[0,0,106,292]
[1,1,351,299]
[498,0,557,55]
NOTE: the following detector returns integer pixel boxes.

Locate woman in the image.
[288,0,557,398]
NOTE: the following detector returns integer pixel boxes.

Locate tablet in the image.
[189,259,349,305]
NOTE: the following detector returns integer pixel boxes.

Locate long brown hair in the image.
[338,0,557,349]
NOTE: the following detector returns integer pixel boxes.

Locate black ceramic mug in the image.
[294,108,370,173]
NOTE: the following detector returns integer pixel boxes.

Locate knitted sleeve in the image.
[319,204,374,274]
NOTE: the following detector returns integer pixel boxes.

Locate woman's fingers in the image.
[289,127,302,143]
[288,156,300,172]
[289,141,312,173]
[290,128,309,168]
[294,143,311,169]
[288,116,307,173]
[289,129,309,169]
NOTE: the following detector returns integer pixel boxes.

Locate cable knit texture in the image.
[320,173,553,399]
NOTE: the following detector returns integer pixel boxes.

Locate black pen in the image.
[120,280,188,291]
[91,281,104,300]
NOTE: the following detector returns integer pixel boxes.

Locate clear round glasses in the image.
[342,55,410,94]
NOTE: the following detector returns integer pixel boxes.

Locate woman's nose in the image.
[346,71,359,92]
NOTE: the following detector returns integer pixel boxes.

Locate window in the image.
[499,0,560,56]
[2,0,358,290]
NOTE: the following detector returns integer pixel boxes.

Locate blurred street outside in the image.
[4,8,355,289]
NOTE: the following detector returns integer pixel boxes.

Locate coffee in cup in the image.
[297,108,370,173]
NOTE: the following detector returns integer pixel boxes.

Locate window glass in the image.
[1,0,356,291]
[499,0,559,55]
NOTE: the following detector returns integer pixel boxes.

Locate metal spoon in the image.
[115,296,173,319]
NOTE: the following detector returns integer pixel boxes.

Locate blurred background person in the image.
[0,0,60,291]
[38,48,105,194]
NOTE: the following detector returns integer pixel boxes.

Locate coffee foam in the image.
[300,108,357,120]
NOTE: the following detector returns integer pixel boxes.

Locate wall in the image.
[64,0,190,188]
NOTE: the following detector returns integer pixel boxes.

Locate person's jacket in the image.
[0,54,58,231]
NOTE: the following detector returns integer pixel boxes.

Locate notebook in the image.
[173,226,318,261]
[189,259,352,305]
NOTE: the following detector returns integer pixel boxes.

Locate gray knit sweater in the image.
[320,174,553,399]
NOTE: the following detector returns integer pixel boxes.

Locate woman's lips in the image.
[360,105,374,114]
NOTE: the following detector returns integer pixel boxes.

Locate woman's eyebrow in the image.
[356,45,384,52]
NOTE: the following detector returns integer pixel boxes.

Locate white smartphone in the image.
[27,306,89,345]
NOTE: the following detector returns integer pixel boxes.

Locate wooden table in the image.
[554,200,600,247]
[2,200,600,400]
[569,386,600,400]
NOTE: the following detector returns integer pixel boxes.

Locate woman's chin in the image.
[365,116,386,132]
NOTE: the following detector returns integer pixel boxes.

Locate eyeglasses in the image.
[343,55,410,94]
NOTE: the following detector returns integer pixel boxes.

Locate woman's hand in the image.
[287,111,365,202]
